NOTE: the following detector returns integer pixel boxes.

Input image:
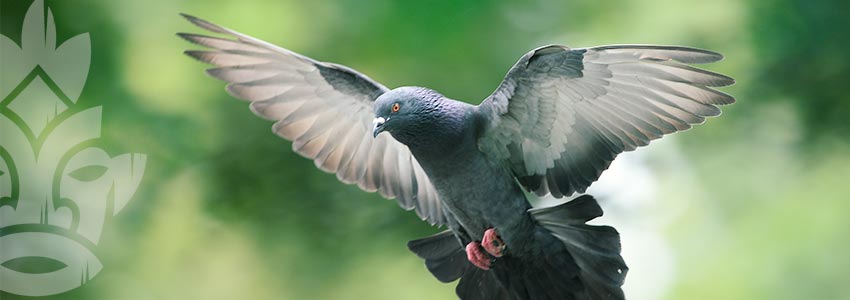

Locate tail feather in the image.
[408,195,626,300]
[457,267,513,300]
[407,230,467,283]
[528,194,605,225]
[490,229,585,300]
[531,195,628,299]
[408,231,512,299]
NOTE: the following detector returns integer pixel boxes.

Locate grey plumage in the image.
[477,44,734,198]
[180,13,733,300]
[409,195,624,300]
[178,14,446,225]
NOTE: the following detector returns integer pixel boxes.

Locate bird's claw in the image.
[465,228,507,270]
[465,242,492,270]
[482,228,506,257]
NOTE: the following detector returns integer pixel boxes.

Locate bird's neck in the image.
[400,100,478,162]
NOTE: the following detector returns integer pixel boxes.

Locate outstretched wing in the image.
[179,14,445,225]
[477,45,734,197]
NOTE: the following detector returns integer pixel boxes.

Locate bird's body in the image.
[377,88,613,299]
[422,114,532,242]
[425,141,533,247]
[385,91,535,253]
[180,13,734,300]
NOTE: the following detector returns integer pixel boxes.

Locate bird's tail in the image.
[408,195,627,300]
[408,230,513,300]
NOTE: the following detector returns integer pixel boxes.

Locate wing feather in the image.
[180,14,445,225]
[478,44,734,197]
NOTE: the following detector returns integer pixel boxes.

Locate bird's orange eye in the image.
[392,103,400,113]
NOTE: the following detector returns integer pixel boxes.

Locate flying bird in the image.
[179,13,734,300]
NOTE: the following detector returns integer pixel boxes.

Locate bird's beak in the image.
[372,117,386,138]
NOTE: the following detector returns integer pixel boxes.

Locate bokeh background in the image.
[2,0,849,299]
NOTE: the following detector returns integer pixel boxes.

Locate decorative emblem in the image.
[0,0,146,296]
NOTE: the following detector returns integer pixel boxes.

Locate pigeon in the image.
[179,13,734,300]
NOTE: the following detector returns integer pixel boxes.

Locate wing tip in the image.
[179,12,206,28]
[710,73,736,87]
[711,89,737,106]
[182,49,211,63]
[592,44,726,64]
[720,75,737,88]
[179,12,228,34]
[690,47,724,63]
[652,45,725,63]
[178,12,195,21]
[176,32,204,45]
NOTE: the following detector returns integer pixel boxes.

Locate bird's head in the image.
[372,86,445,141]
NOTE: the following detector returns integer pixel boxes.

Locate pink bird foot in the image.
[482,228,506,257]
[465,242,492,270]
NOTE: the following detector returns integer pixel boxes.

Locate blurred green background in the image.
[2,0,849,299]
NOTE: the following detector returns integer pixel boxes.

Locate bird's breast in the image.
[419,149,532,238]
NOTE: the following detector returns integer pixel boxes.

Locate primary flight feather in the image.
[180,13,734,300]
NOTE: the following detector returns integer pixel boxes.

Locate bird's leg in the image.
[482,228,506,257]
[465,242,492,270]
